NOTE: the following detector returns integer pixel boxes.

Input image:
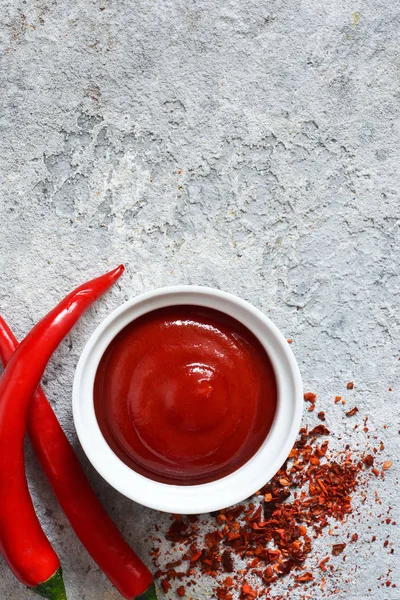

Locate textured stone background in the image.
[0,0,399,598]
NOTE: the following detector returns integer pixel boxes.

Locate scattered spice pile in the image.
[150,391,393,599]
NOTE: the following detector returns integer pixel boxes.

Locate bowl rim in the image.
[73,285,303,514]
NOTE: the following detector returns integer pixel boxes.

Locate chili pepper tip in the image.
[109,264,125,281]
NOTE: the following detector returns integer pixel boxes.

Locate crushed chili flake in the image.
[165,560,183,569]
[240,583,257,599]
[347,382,354,389]
[309,424,330,436]
[279,478,291,487]
[363,454,374,467]
[222,550,234,573]
[334,395,342,403]
[295,572,314,582]
[319,557,330,571]
[332,543,346,556]
[304,392,317,403]
[161,579,172,593]
[346,407,359,417]
[216,587,233,600]
[151,393,384,599]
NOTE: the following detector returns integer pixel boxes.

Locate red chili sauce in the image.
[94,306,277,485]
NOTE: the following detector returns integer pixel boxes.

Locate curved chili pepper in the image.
[0,317,158,600]
[0,266,124,599]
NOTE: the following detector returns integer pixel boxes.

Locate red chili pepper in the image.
[0,316,158,600]
[0,266,124,599]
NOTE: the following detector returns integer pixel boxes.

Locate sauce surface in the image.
[94,306,277,485]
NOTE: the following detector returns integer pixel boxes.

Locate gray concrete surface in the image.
[0,1,399,598]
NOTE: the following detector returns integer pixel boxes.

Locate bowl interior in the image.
[73,286,303,514]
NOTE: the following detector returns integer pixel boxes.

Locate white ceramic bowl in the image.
[73,286,303,514]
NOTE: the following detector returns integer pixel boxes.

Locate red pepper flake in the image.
[363,454,374,467]
[221,550,234,572]
[287,338,293,344]
[161,579,172,593]
[319,556,330,571]
[304,392,317,403]
[383,461,392,470]
[346,407,359,417]
[166,520,190,542]
[241,583,258,598]
[166,559,183,569]
[317,411,326,421]
[347,382,354,389]
[279,478,291,487]
[295,572,314,582]
[190,550,202,563]
[332,543,346,556]
[216,588,233,600]
[334,395,342,404]
[350,533,358,543]
[309,425,330,436]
